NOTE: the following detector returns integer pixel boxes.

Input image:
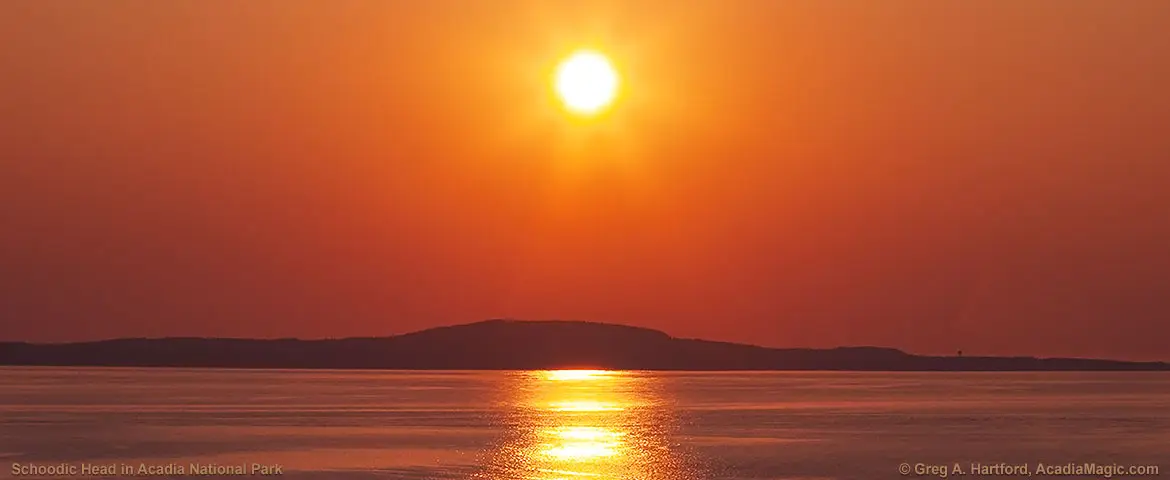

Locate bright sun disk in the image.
[554,50,619,115]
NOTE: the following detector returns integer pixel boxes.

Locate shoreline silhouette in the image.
[1,319,1166,371]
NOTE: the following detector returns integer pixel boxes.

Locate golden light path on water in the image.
[475,369,698,479]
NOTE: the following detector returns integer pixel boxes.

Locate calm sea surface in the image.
[0,368,1167,479]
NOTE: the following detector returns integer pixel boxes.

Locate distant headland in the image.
[1,319,1166,371]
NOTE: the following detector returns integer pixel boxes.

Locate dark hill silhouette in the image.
[1,319,1166,371]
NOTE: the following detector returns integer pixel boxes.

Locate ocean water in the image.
[0,368,1166,480]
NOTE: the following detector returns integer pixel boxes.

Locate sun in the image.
[553,50,620,116]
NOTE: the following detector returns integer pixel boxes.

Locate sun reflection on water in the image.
[544,370,617,382]
[541,426,626,461]
[548,400,625,412]
[475,369,697,479]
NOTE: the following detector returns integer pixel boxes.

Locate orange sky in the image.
[2,1,1168,360]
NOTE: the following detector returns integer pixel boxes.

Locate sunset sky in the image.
[2,2,1168,360]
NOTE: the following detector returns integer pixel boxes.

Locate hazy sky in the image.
[2,1,1168,360]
